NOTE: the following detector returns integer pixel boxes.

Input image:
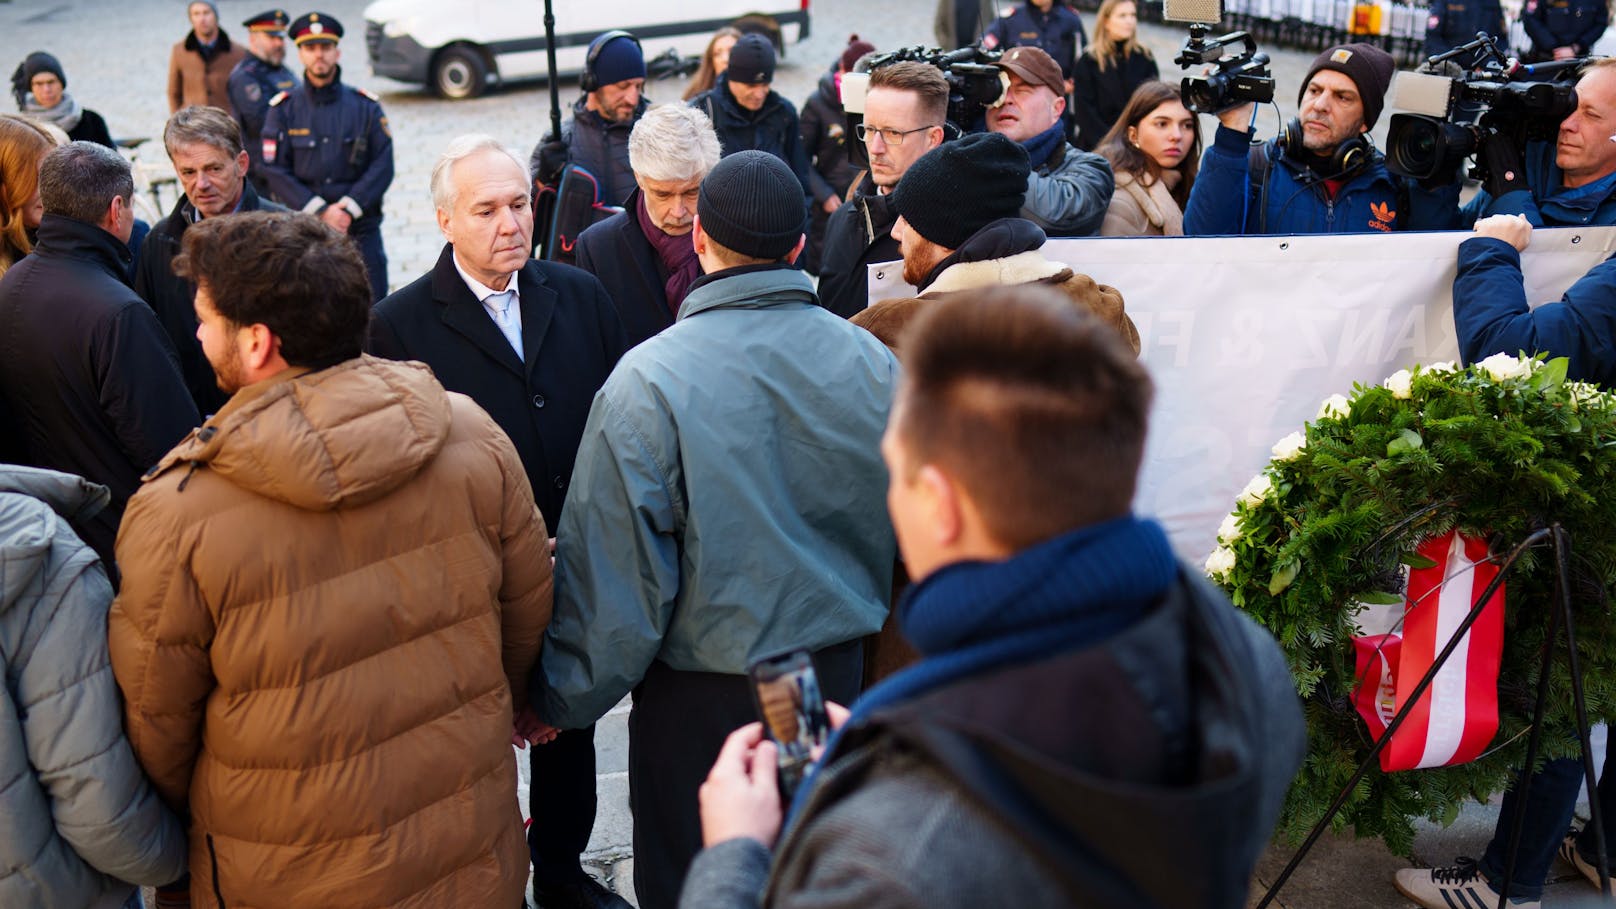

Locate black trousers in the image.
[527,724,598,885]
[627,639,864,909]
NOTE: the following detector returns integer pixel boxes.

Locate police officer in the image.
[982,0,1087,86]
[1423,0,1506,60]
[229,9,298,201]
[262,12,394,300]
[1522,0,1608,63]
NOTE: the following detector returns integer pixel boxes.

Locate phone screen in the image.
[747,649,830,798]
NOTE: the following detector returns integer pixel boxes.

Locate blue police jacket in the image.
[1523,0,1608,55]
[261,66,393,222]
[228,54,298,178]
[983,3,1088,79]
[1424,0,1506,57]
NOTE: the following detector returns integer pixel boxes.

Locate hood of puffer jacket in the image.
[147,355,452,512]
[0,466,108,615]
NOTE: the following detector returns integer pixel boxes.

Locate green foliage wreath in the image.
[1205,354,1616,853]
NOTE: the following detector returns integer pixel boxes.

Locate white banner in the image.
[867,226,1616,560]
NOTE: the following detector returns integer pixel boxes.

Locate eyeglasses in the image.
[855,123,936,146]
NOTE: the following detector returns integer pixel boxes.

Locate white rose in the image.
[1479,352,1533,381]
[1423,360,1459,374]
[1217,512,1243,544]
[1205,546,1237,580]
[1271,431,1307,461]
[1384,368,1414,399]
[1316,394,1351,420]
[1237,473,1272,506]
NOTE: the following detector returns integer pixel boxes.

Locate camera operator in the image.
[1430,58,1616,229]
[1184,43,1443,235]
[985,46,1116,237]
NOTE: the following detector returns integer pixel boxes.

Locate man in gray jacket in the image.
[531,150,899,909]
[0,466,188,909]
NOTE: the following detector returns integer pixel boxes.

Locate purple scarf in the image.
[636,196,701,314]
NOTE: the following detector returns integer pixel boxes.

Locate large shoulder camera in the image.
[1174,24,1275,114]
[1386,34,1579,183]
[843,45,1008,134]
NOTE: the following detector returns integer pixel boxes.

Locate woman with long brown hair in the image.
[682,27,742,101]
[1071,0,1158,150]
[1096,81,1201,236]
[0,114,55,276]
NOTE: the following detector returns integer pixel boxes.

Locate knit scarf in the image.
[786,514,1179,822]
[1021,120,1066,171]
[24,91,82,133]
[636,195,701,314]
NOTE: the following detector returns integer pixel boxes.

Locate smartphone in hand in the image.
[746,649,830,799]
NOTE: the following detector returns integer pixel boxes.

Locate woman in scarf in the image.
[1096,81,1201,236]
[11,52,113,149]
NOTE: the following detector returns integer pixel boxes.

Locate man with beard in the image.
[530,31,648,209]
[228,9,298,201]
[261,12,394,300]
[136,106,285,417]
[167,0,245,114]
[574,104,721,348]
[815,61,947,319]
[1184,43,1440,234]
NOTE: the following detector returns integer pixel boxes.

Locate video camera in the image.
[1385,34,1580,183]
[1174,24,1275,114]
[841,45,1007,135]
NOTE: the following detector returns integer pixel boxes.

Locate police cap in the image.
[289,12,343,46]
[242,9,291,34]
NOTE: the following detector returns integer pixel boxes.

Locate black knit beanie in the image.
[11,51,66,107]
[725,34,775,84]
[698,150,806,260]
[891,133,1029,250]
[1299,43,1395,129]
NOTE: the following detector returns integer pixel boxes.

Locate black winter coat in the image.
[799,69,862,274]
[817,173,900,319]
[534,95,646,209]
[67,109,114,148]
[1071,46,1159,152]
[690,83,813,198]
[133,184,285,416]
[366,245,627,529]
[573,192,676,349]
[0,215,200,571]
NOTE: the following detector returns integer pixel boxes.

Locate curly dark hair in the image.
[173,211,371,369]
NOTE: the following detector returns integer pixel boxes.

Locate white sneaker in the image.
[1393,859,1541,909]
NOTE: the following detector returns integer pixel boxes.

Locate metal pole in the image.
[543,0,562,142]
[1555,526,1613,902]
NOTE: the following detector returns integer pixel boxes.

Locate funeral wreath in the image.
[1205,354,1616,853]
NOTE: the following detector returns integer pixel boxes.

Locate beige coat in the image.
[167,29,246,113]
[1100,170,1186,237]
[110,356,550,908]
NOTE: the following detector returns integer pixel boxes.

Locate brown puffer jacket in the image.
[852,249,1140,357]
[109,355,550,908]
[167,29,246,113]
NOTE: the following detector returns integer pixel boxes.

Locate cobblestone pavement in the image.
[5,1,1587,907]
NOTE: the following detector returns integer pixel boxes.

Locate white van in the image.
[362,0,811,99]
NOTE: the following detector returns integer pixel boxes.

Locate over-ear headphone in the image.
[1278,117,1372,179]
[580,30,642,93]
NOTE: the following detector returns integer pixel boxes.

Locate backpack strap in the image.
[1248,141,1273,235]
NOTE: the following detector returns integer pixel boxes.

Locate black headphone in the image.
[580,30,641,93]
[1277,117,1373,179]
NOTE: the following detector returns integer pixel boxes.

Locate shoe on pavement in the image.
[532,875,633,909]
[1393,857,1541,909]
[1559,828,1614,890]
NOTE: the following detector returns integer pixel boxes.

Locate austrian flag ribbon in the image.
[1351,531,1505,772]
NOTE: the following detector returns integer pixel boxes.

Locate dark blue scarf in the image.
[1021,120,1067,171]
[786,514,1179,821]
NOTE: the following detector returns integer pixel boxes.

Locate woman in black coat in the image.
[1071,0,1157,151]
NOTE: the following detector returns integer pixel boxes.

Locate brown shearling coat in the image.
[167,29,246,113]
[109,355,550,908]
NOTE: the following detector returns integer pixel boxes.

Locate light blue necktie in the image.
[486,290,523,360]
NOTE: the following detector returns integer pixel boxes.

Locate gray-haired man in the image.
[0,142,199,575]
[135,105,285,416]
[574,103,721,348]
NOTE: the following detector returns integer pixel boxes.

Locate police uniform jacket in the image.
[1523,0,1608,57]
[167,29,246,114]
[228,54,298,193]
[366,245,627,530]
[261,67,393,225]
[1424,0,1507,58]
[983,3,1088,80]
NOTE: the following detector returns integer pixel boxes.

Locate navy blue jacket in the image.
[534,96,646,209]
[1522,0,1608,57]
[691,83,813,198]
[1444,140,1616,229]
[228,53,298,197]
[261,68,393,224]
[1455,237,1616,387]
[573,191,677,349]
[1424,0,1507,57]
[366,245,626,529]
[983,3,1088,80]
[1183,124,1445,235]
